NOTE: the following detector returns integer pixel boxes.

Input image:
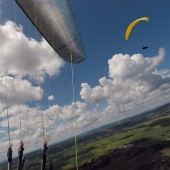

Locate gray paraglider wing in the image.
[15,0,86,63]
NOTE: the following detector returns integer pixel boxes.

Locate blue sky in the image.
[0,0,170,161]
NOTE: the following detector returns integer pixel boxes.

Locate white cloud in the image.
[0,20,65,82]
[153,69,170,78]
[80,48,170,117]
[80,77,114,103]
[108,48,165,79]
[0,76,43,105]
[43,101,87,121]
[48,95,55,101]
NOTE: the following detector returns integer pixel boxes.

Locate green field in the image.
[63,116,170,169]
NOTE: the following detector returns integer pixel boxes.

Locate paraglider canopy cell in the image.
[15,0,86,64]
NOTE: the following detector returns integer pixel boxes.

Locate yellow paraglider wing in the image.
[125,17,150,40]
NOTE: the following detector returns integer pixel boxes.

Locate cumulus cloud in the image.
[80,77,114,103]
[108,48,165,79]
[0,76,43,105]
[0,20,64,82]
[43,101,88,121]
[48,95,55,101]
[80,48,170,116]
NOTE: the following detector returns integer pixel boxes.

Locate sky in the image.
[0,0,170,162]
